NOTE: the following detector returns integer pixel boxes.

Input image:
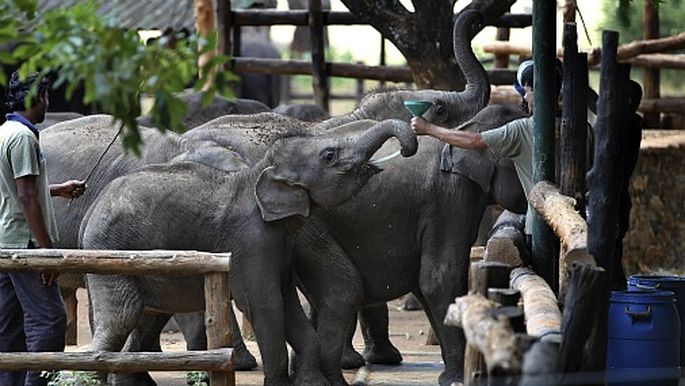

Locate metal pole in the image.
[532,0,558,292]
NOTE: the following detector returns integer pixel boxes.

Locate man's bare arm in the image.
[411,117,488,150]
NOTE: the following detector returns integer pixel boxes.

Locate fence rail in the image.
[0,249,235,386]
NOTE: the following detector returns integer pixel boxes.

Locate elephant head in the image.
[256,119,417,221]
[313,10,489,131]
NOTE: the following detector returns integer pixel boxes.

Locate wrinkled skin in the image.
[36,112,84,130]
[80,119,417,386]
[238,35,283,108]
[43,112,308,378]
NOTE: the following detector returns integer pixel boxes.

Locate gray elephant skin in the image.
[43,112,304,372]
[78,119,417,386]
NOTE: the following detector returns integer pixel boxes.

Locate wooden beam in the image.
[510,267,562,342]
[309,0,329,112]
[483,210,528,267]
[642,0,661,128]
[0,349,233,372]
[231,10,531,29]
[0,249,231,275]
[639,97,685,114]
[444,294,523,376]
[628,53,685,69]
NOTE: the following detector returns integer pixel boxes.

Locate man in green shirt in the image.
[0,71,86,386]
[411,60,552,238]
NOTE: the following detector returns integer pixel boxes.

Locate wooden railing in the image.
[0,249,235,386]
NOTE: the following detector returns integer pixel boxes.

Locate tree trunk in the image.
[195,0,217,90]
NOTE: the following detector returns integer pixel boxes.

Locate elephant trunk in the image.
[354,119,418,161]
[454,10,489,112]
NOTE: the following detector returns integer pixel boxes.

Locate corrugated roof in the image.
[38,0,197,31]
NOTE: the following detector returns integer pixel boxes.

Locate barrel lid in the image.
[629,274,685,284]
[611,290,676,303]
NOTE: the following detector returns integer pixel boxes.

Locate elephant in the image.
[136,89,270,129]
[274,103,329,122]
[127,9,501,378]
[236,35,283,108]
[36,112,84,130]
[42,112,310,370]
[78,118,418,386]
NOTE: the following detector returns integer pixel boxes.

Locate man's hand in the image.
[51,180,86,199]
[411,117,434,136]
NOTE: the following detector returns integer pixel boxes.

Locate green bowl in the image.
[403,100,433,117]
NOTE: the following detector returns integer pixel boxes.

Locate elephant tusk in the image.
[369,150,401,165]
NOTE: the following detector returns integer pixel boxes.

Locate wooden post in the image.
[308,0,329,112]
[216,0,232,57]
[465,261,513,385]
[205,269,235,386]
[532,0,558,294]
[642,0,661,128]
[560,23,588,215]
[483,210,528,267]
[493,4,512,68]
[563,0,575,23]
[559,263,607,379]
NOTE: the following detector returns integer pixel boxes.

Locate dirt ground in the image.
[69,289,446,385]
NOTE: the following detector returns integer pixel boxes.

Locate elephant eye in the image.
[320,148,338,164]
[433,104,446,116]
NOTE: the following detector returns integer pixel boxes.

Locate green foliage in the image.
[186,371,209,386]
[0,0,234,153]
[601,0,684,43]
[42,370,103,386]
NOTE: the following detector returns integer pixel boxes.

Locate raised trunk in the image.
[452,10,490,112]
[354,119,418,161]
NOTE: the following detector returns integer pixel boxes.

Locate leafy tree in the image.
[0,0,231,153]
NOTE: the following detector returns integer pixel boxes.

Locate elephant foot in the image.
[234,342,259,370]
[362,341,402,365]
[293,371,332,386]
[110,372,157,386]
[402,293,423,311]
[438,369,464,386]
[341,345,365,369]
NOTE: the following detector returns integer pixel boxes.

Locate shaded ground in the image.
[69,290,445,385]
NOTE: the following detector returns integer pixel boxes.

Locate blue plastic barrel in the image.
[607,290,680,386]
[628,274,685,367]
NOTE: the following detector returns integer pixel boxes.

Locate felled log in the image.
[445,294,523,376]
[0,249,232,275]
[528,181,594,280]
[483,210,528,267]
[510,267,562,342]
[0,349,234,372]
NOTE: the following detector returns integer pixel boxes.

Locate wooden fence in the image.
[218,1,532,110]
[0,249,235,386]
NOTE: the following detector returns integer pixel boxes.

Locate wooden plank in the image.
[628,53,685,69]
[216,0,232,57]
[639,97,685,113]
[308,0,329,112]
[493,4,512,68]
[0,349,233,372]
[205,271,235,386]
[0,249,231,275]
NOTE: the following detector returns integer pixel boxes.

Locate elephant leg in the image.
[175,310,258,371]
[112,313,169,386]
[340,315,365,369]
[418,254,471,386]
[87,274,147,385]
[282,283,329,386]
[294,230,363,385]
[359,303,402,365]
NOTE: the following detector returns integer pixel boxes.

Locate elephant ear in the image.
[255,166,310,222]
[440,144,494,193]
